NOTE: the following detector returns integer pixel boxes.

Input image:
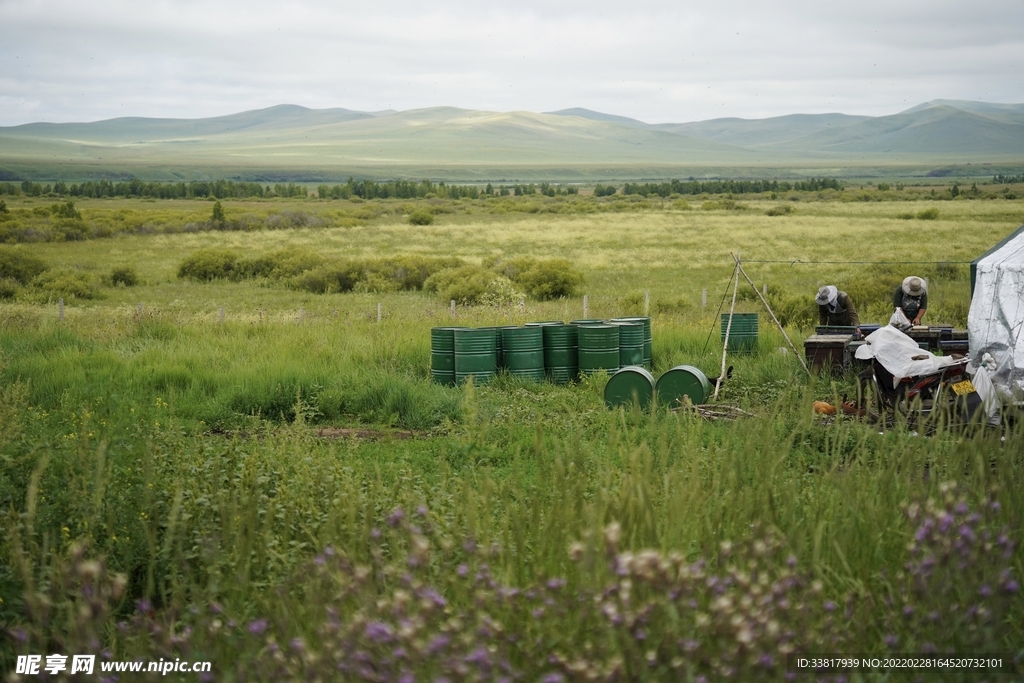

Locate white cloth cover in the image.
[969,364,1002,426]
[968,228,1024,401]
[855,326,960,388]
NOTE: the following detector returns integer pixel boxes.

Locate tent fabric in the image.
[968,225,1024,401]
[855,326,960,387]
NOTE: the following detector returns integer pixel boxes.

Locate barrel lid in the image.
[525,320,565,326]
[570,319,604,325]
[604,366,656,409]
[655,365,711,407]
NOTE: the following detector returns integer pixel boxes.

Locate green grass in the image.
[1,195,1023,679]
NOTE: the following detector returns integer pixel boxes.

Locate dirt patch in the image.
[316,427,418,440]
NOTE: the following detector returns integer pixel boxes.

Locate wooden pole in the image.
[377,303,382,323]
[219,306,225,324]
[583,295,589,318]
[644,290,650,316]
[702,288,707,308]
[733,256,810,376]
[714,262,740,401]
[58,298,64,322]
[450,299,456,317]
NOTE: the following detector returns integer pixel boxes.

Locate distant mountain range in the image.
[2,100,1022,181]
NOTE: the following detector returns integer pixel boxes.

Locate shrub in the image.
[32,267,100,299]
[108,266,139,287]
[211,200,226,224]
[423,265,494,305]
[515,259,584,300]
[896,212,915,220]
[593,184,617,197]
[50,200,82,220]
[365,256,463,291]
[0,246,48,284]
[483,255,539,281]
[177,248,239,281]
[619,291,647,315]
[408,209,434,225]
[479,276,525,307]
[0,277,20,299]
[765,204,794,216]
[237,248,326,280]
[916,207,940,220]
[291,262,363,294]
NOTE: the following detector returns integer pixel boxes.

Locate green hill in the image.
[2,100,1022,181]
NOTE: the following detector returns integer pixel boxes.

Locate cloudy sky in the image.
[1,0,1021,126]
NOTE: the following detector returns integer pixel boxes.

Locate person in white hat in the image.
[893,276,928,326]
[815,285,861,336]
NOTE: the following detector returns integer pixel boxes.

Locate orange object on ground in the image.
[812,401,836,415]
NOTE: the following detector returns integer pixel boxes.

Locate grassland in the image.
[1,190,1023,680]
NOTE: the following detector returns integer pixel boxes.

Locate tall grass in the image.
[1,196,1023,678]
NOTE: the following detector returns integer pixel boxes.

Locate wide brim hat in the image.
[902,276,925,296]
[815,285,838,306]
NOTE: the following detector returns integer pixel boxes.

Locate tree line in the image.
[993,174,1024,184]
[621,177,843,197]
[0,179,305,199]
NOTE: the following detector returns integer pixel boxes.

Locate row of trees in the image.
[621,177,844,197]
[2,176,850,201]
[0,179,306,199]
[993,174,1024,184]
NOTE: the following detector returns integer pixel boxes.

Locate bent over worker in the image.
[815,285,861,336]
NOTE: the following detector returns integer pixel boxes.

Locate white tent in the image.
[968,224,1024,403]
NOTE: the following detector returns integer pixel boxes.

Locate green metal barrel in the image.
[604,366,656,409]
[454,328,498,385]
[655,365,711,407]
[611,321,645,367]
[611,317,652,368]
[542,323,578,384]
[429,326,467,386]
[476,327,505,369]
[525,320,565,327]
[501,326,545,381]
[721,313,758,353]
[570,319,603,326]
[577,324,619,376]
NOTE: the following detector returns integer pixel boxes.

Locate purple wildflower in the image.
[417,504,428,517]
[388,507,405,527]
[248,619,268,635]
[458,564,469,577]
[542,673,565,683]
[425,635,450,655]
[365,621,395,643]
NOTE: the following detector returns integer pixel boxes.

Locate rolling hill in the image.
[1,100,1022,181]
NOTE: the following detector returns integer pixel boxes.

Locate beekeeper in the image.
[893,276,928,326]
[815,285,861,336]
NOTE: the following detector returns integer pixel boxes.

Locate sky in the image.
[1,0,1022,127]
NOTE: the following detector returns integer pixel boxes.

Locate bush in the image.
[424,265,494,305]
[108,266,139,287]
[237,248,326,280]
[177,249,239,281]
[364,256,463,291]
[765,204,794,216]
[32,267,100,299]
[515,259,584,300]
[50,200,82,220]
[408,209,434,225]
[0,277,20,299]
[290,262,363,294]
[916,207,940,220]
[483,255,539,281]
[0,246,48,284]
[479,276,525,307]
